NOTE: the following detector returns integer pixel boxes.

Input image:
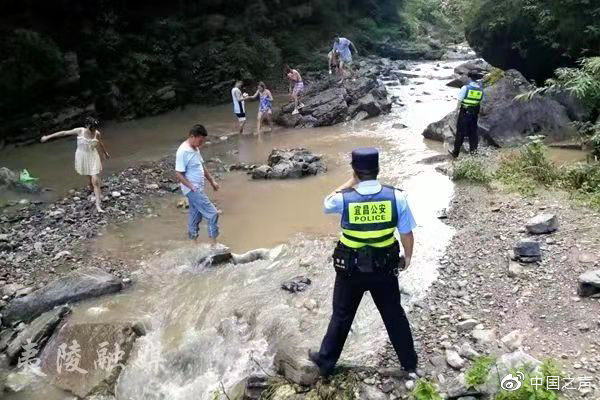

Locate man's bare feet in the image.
[96,205,105,213]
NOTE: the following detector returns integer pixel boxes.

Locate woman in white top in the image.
[41,117,110,213]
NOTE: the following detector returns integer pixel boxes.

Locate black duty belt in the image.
[332,241,403,276]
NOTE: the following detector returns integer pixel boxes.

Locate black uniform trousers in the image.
[452,106,480,156]
[316,270,418,372]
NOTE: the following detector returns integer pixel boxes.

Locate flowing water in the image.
[3,61,464,399]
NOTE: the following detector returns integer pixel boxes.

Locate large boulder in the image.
[39,321,141,398]
[274,65,391,129]
[274,342,319,386]
[3,268,123,325]
[252,148,326,180]
[7,305,70,364]
[424,69,578,148]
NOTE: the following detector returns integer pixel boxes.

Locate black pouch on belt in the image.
[332,244,356,275]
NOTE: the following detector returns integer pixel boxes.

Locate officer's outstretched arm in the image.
[329,175,358,197]
[399,232,414,268]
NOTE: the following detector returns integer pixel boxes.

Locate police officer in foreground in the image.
[449,71,484,158]
[309,148,418,377]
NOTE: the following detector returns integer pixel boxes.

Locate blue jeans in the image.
[186,190,219,240]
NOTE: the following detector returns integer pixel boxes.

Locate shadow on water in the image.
[4,60,463,400]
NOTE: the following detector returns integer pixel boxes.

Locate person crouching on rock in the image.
[247,82,274,135]
[41,117,110,213]
[284,64,305,115]
[449,71,484,158]
[175,124,221,246]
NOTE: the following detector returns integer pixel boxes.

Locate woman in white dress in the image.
[41,117,110,213]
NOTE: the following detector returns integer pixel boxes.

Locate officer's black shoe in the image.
[448,149,458,159]
[308,350,333,378]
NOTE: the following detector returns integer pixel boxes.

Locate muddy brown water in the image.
[1,60,563,399]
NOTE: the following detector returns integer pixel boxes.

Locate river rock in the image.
[459,342,480,360]
[501,330,524,351]
[424,69,578,147]
[456,319,479,333]
[3,267,123,325]
[274,344,319,386]
[578,269,600,297]
[7,305,70,364]
[39,321,141,398]
[252,149,326,180]
[446,350,466,370]
[513,240,541,263]
[525,214,558,234]
[230,375,269,400]
[507,259,525,278]
[281,276,312,293]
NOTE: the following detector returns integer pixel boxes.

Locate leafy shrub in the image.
[494,360,562,400]
[412,379,442,400]
[466,356,496,386]
[452,156,493,183]
[0,29,64,113]
[496,137,559,194]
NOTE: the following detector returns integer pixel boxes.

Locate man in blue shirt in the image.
[332,34,358,82]
[175,124,221,245]
[309,148,418,377]
[450,71,484,158]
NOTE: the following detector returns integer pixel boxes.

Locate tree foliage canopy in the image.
[464,0,600,82]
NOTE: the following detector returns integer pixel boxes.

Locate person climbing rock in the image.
[41,117,109,213]
[309,147,418,377]
[175,124,221,246]
[332,34,358,82]
[450,71,484,158]
[284,64,305,115]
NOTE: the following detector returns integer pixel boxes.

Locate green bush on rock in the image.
[452,155,493,184]
[412,379,442,400]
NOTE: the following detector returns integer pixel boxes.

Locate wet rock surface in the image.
[251,149,326,180]
[3,268,122,325]
[39,321,141,398]
[274,57,393,128]
[6,305,70,364]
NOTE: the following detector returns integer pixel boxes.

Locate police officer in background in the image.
[449,71,484,158]
[309,148,418,377]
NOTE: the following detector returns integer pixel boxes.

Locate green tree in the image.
[465,0,600,82]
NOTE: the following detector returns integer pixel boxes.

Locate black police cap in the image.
[351,147,379,172]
